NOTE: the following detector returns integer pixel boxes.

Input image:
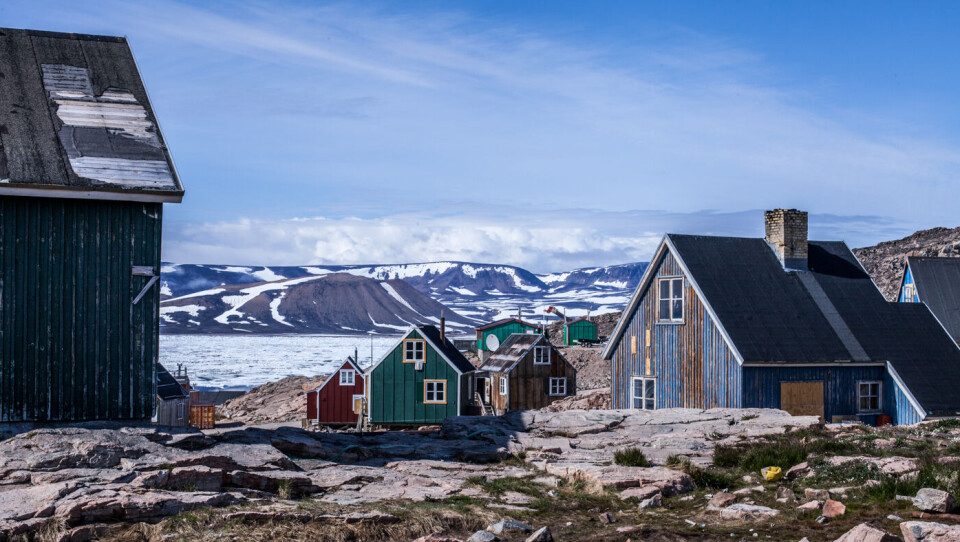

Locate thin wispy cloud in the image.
[3,1,957,270]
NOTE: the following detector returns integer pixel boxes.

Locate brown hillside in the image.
[853,227,960,300]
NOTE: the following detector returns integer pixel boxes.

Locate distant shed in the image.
[563,318,598,345]
[155,363,189,427]
[0,28,184,422]
[477,333,576,414]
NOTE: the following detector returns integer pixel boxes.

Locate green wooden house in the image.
[0,29,184,421]
[475,318,545,361]
[368,324,476,425]
[563,318,598,345]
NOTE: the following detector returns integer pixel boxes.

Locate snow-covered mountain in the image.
[159,261,647,334]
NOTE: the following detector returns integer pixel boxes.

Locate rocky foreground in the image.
[1,410,959,541]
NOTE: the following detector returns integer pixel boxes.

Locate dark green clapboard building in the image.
[368,325,475,425]
[563,318,598,345]
[475,318,545,362]
[0,28,184,422]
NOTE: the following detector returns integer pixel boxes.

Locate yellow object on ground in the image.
[761,466,782,481]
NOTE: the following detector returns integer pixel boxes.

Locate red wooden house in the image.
[306,358,366,425]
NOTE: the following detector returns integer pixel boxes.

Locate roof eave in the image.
[0,184,184,203]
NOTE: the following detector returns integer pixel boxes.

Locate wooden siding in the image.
[156,397,188,427]
[0,196,161,421]
[610,250,741,409]
[564,320,597,345]
[369,330,461,425]
[477,321,542,352]
[884,371,924,425]
[487,344,576,413]
[317,363,365,425]
[743,365,886,424]
[306,390,318,420]
[899,266,918,303]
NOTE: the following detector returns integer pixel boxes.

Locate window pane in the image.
[672,279,683,297]
[659,280,669,300]
[870,397,879,410]
[659,300,669,319]
[672,299,682,319]
[645,399,655,410]
[645,379,655,398]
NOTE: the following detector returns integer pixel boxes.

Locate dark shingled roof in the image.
[418,325,475,374]
[656,234,960,417]
[906,257,960,342]
[0,28,183,202]
[479,333,546,372]
[156,363,188,400]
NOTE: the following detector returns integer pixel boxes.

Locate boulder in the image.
[823,499,846,519]
[543,463,693,495]
[599,511,617,523]
[835,523,903,542]
[487,520,534,535]
[526,526,554,542]
[620,486,662,501]
[719,503,780,521]
[639,493,662,509]
[467,531,500,542]
[900,521,960,542]
[0,482,75,522]
[786,462,810,480]
[913,488,957,514]
[805,488,830,501]
[707,491,738,510]
[777,487,797,503]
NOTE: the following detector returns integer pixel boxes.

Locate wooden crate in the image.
[190,403,215,429]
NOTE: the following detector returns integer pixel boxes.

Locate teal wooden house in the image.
[563,318,598,346]
[475,318,544,361]
[368,324,475,425]
[0,29,184,421]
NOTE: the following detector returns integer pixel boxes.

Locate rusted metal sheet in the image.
[0,196,161,421]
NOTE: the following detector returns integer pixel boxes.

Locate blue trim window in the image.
[858,381,882,413]
[658,277,684,322]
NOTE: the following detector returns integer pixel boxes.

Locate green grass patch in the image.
[465,475,543,497]
[614,447,650,467]
[669,457,739,491]
[927,418,960,431]
[713,428,864,472]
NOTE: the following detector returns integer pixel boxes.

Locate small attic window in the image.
[658,277,684,322]
[339,369,356,386]
[902,283,916,303]
[533,346,551,365]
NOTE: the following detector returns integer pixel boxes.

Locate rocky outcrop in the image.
[854,227,960,301]
[900,521,960,542]
[836,523,903,542]
[220,375,326,424]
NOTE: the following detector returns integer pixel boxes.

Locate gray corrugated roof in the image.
[478,333,545,372]
[0,28,183,202]
[906,257,960,341]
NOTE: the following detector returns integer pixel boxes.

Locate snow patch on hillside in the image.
[380,282,417,313]
[253,267,286,282]
[215,275,327,325]
[270,292,292,327]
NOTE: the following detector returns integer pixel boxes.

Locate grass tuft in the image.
[614,447,650,467]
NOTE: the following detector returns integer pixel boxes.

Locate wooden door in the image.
[780,382,824,420]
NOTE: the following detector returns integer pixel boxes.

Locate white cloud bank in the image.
[163,208,909,273]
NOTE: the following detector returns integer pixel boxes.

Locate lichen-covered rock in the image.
[835,523,902,542]
[913,488,957,514]
[719,503,780,521]
[901,521,960,542]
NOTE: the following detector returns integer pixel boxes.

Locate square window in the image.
[549,377,567,396]
[533,346,551,365]
[632,377,656,410]
[857,381,881,413]
[339,369,355,386]
[425,380,446,404]
[658,278,684,322]
[404,340,425,363]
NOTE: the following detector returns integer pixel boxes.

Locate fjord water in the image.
[159,334,402,390]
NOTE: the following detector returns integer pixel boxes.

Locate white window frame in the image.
[499,376,508,396]
[404,339,425,363]
[533,346,551,365]
[658,277,684,323]
[424,380,446,404]
[339,369,356,386]
[902,283,916,303]
[632,376,657,410]
[549,377,567,396]
[176,400,184,420]
[857,380,882,413]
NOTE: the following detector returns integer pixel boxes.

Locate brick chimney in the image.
[765,209,808,270]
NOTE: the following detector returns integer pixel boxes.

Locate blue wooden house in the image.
[897,256,960,344]
[603,209,960,425]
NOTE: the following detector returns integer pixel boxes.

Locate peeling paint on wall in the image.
[41,64,175,189]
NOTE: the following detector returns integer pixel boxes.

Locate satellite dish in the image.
[486,334,501,351]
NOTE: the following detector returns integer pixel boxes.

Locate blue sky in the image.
[4,1,959,272]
